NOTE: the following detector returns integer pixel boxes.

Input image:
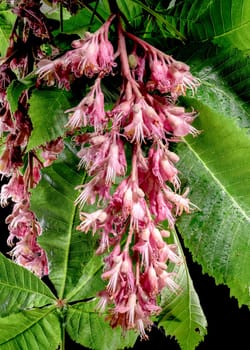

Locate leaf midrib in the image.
[58,168,86,299]
[212,19,250,39]
[0,280,55,301]
[183,139,250,222]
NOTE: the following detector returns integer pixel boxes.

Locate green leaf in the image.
[28,88,71,151]
[6,77,35,113]
[0,307,61,350]
[65,255,104,303]
[176,89,250,307]
[125,0,185,40]
[30,142,104,299]
[57,7,105,37]
[179,44,250,117]
[117,0,144,29]
[158,230,207,350]
[66,300,137,350]
[0,253,56,317]
[166,0,250,53]
[0,9,15,57]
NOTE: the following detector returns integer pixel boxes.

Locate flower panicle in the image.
[34,15,200,338]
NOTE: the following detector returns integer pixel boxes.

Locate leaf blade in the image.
[27,88,71,151]
[176,92,250,307]
[30,142,104,300]
[166,0,250,53]
[7,78,35,113]
[66,300,137,350]
[0,307,61,350]
[0,253,56,317]
[0,9,15,57]
[158,230,207,350]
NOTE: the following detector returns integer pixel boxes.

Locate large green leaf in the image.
[179,44,250,115]
[28,88,71,151]
[166,0,250,53]
[66,300,137,350]
[0,7,15,57]
[158,230,207,350]
[30,142,104,299]
[176,84,250,307]
[0,307,61,350]
[0,253,55,317]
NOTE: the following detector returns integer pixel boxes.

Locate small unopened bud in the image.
[161,229,170,238]
[128,54,138,69]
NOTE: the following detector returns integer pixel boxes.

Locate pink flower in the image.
[108,98,134,127]
[37,16,116,87]
[147,52,172,93]
[105,137,127,184]
[69,34,99,77]
[158,271,180,293]
[163,105,199,137]
[149,143,180,187]
[102,251,135,294]
[6,200,48,277]
[133,232,151,268]
[140,265,159,296]
[10,238,48,278]
[75,171,110,207]
[146,52,199,99]
[167,60,200,97]
[152,189,175,226]
[41,137,64,167]
[76,132,126,186]
[36,58,71,90]
[124,102,148,143]
[77,209,107,234]
[97,290,111,312]
[163,187,195,216]
[77,133,111,172]
[67,16,116,77]
[158,243,182,265]
[0,172,25,206]
[115,178,148,229]
[65,78,106,131]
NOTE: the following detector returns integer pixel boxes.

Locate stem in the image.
[88,0,100,31]
[28,152,34,190]
[60,314,66,350]
[124,225,134,252]
[135,257,140,286]
[117,19,142,99]
[125,31,173,62]
[131,143,138,183]
[124,144,138,252]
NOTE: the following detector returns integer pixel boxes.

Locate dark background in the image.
[0,184,249,350]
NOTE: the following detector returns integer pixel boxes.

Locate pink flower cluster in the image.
[37,17,199,337]
[0,136,63,277]
[0,0,66,277]
[37,15,116,90]
[0,64,63,277]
